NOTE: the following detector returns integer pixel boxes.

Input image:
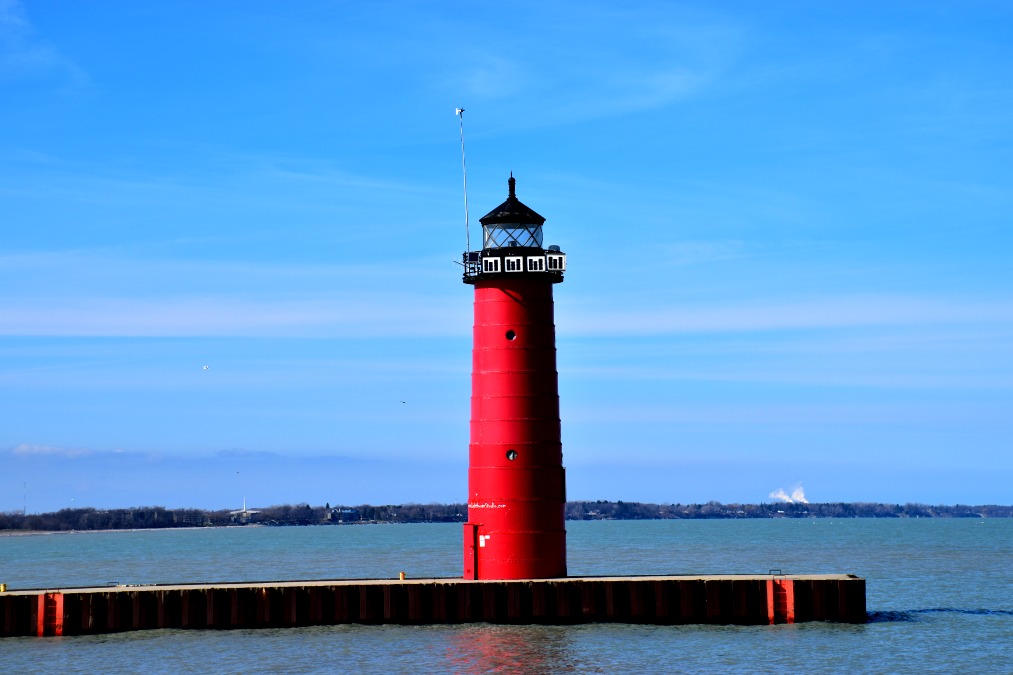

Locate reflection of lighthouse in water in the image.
[462,175,568,580]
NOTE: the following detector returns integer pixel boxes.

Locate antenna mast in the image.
[456,107,471,252]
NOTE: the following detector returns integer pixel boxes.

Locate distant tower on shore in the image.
[462,175,568,580]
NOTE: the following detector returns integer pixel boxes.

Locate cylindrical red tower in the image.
[462,175,568,580]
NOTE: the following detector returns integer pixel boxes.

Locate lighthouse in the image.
[462,175,568,580]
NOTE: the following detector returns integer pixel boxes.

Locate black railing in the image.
[462,249,566,283]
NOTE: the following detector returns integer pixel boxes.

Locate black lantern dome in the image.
[479,175,545,250]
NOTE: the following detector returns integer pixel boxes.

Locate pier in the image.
[2,574,865,637]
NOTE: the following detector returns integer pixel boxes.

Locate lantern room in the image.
[480,175,545,249]
[463,175,566,283]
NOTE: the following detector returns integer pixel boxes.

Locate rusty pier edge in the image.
[2,574,865,637]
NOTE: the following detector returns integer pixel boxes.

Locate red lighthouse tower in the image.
[462,175,568,580]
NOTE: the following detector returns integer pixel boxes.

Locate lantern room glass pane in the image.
[483,223,543,249]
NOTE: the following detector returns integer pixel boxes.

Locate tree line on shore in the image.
[1,500,1009,532]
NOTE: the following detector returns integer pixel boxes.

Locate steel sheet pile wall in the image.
[2,575,865,637]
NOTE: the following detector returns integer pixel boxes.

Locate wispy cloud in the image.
[559,294,1013,391]
[215,448,282,460]
[2,246,1009,344]
[459,55,526,100]
[660,239,749,266]
[10,443,93,458]
[452,3,741,125]
[0,148,436,213]
[0,294,469,338]
[562,401,1012,427]
[0,0,86,85]
[6,290,1006,341]
[560,295,1013,336]
[0,247,472,338]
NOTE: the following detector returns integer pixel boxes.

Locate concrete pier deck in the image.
[2,574,865,636]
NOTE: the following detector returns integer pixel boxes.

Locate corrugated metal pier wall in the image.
[1,575,865,637]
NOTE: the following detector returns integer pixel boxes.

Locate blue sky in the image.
[1,0,1010,512]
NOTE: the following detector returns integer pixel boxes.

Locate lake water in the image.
[1,519,1010,673]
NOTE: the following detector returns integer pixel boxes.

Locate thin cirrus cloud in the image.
[0,295,468,338]
[0,0,86,85]
[561,361,1011,391]
[3,287,1006,344]
[11,443,94,458]
[560,295,1013,336]
[562,400,1011,428]
[0,251,469,338]
[452,6,739,127]
[1,246,1006,340]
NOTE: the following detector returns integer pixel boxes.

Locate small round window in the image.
[505,330,516,341]
[506,450,518,461]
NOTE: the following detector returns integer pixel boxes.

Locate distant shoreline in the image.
[2,501,1010,533]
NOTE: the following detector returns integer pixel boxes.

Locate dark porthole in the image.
[506,450,518,461]
[505,330,516,341]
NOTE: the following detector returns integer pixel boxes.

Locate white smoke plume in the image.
[769,484,809,504]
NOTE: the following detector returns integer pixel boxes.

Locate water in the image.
[1,519,1010,673]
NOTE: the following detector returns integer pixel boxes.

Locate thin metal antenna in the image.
[456,107,471,252]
